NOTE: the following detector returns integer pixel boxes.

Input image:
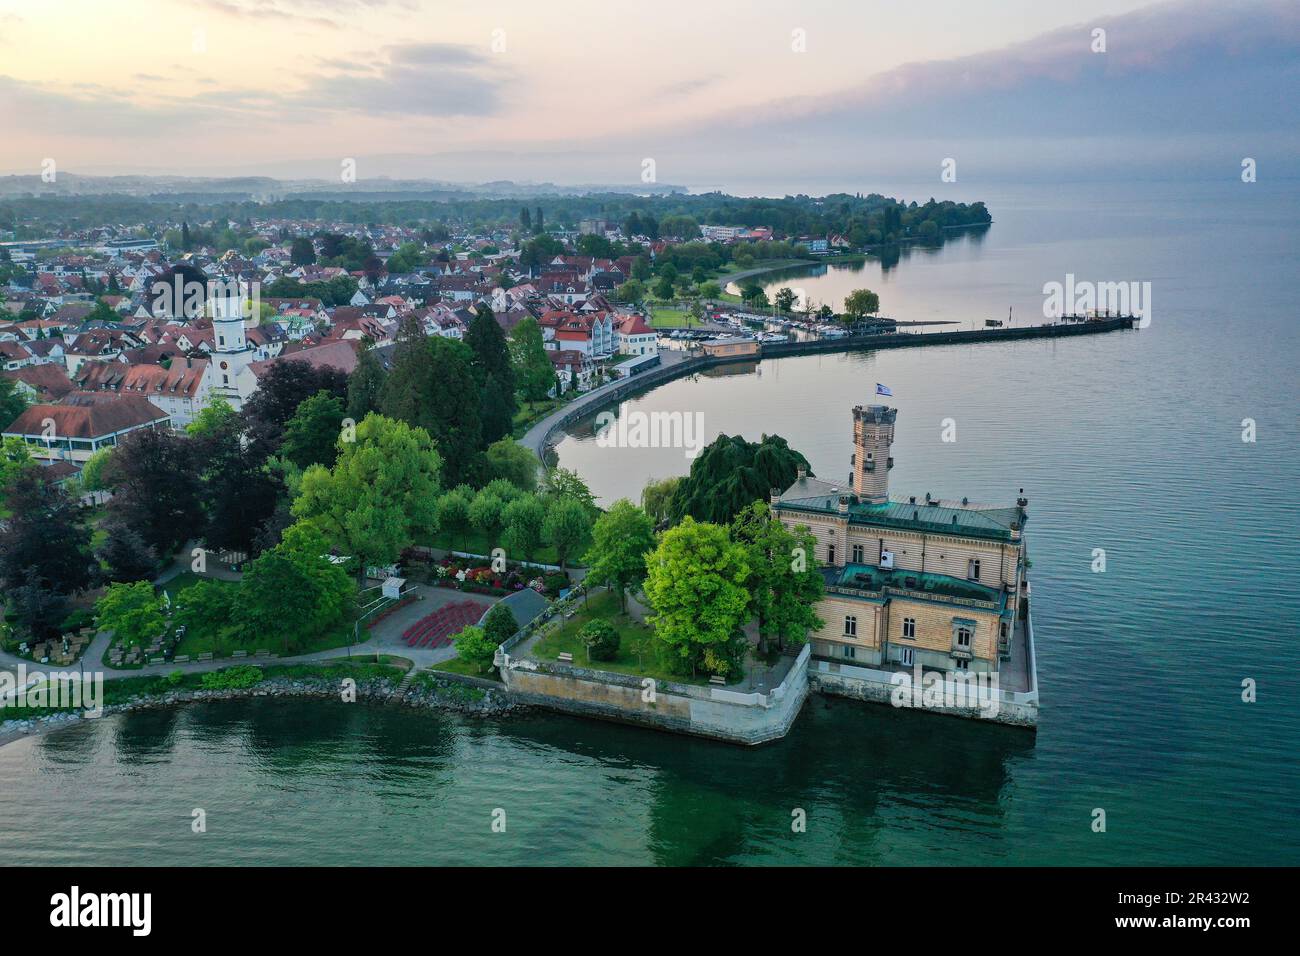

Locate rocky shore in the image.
[0,673,525,749]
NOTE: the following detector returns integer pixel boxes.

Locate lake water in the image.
[3,181,1297,865]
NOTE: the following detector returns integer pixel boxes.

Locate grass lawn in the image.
[429,656,500,680]
[512,396,571,438]
[531,590,711,686]
[647,305,698,328]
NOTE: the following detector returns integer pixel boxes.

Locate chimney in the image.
[838,495,850,515]
[769,487,780,505]
[851,404,896,505]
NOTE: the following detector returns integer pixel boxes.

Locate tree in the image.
[96,581,165,648]
[501,493,545,564]
[484,438,537,492]
[843,288,880,320]
[97,519,158,583]
[9,569,68,642]
[730,501,823,654]
[483,602,519,647]
[698,281,722,300]
[509,317,556,403]
[290,237,316,266]
[585,500,655,611]
[468,488,505,545]
[0,471,96,599]
[774,287,797,313]
[436,486,472,552]
[236,522,354,654]
[380,327,482,487]
[190,401,282,556]
[542,497,591,571]
[241,360,348,462]
[543,467,596,512]
[281,390,346,471]
[347,346,386,421]
[653,275,675,301]
[0,374,28,429]
[642,517,751,678]
[186,398,238,439]
[640,476,681,528]
[579,619,620,662]
[0,435,37,502]
[669,433,811,525]
[616,278,646,304]
[292,413,441,586]
[172,579,238,652]
[465,305,517,445]
[453,624,497,674]
[77,446,113,493]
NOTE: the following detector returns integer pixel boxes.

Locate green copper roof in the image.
[776,477,1025,542]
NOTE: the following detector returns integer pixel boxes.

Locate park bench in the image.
[231,650,248,658]
[557,652,574,663]
[197,652,213,662]
[709,675,726,685]
[173,655,190,663]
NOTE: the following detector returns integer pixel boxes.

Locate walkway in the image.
[519,349,692,459]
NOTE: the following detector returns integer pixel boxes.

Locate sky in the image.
[0,0,1296,189]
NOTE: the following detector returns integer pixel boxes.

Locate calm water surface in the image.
[2,181,1297,865]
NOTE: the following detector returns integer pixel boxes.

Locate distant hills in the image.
[0,173,688,202]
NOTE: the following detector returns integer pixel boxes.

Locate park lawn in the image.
[531,590,710,686]
[512,395,571,438]
[647,305,696,328]
[428,528,590,568]
[430,655,500,680]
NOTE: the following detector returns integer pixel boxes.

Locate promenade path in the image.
[518,348,692,460]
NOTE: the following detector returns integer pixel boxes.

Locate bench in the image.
[231,650,248,658]
[254,650,270,658]
[197,652,214,662]
[173,655,190,663]
[709,675,726,685]
[557,652,574,663]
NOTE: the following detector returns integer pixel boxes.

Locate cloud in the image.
[289,42,507,116]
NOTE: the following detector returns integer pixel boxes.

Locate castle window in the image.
[902,618,916,639]
[852,544,864,563]
[842,645,856,660]
[969,559,981,580]
[844,615,857,638]
[956,626,973,649]
[827,544,836,564]
[954,658,970,671]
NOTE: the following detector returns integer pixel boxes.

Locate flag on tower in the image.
[875,383,893,397]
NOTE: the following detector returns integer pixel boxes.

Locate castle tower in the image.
[852,404,896,504]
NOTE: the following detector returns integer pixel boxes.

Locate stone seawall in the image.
[498,644,811,745]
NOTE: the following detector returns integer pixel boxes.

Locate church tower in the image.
[209,279,255,407]
[852,404,896,504]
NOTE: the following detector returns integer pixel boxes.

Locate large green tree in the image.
[96,581,165,648]
[501,493,545,564]
[585,499,655,611]
[509,316,556,403]
[542,497,592,571]
[668,433,811,525]
[292,413,441,586]
[730,501,824,653]
[465,304,516,444]
[642,517,751,678]
[281,390,347,471]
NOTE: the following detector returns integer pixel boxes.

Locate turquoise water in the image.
[2,181,1297,865]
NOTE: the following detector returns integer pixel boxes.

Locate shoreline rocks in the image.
[0,674,525,747]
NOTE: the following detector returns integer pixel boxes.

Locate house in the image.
[3,395,171,463]
[2,364,76,402]
[549,350,595,394]
[73,357,212,427]
[614,314,657,356]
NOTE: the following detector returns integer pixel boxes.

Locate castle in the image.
[772,405,1031,683]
